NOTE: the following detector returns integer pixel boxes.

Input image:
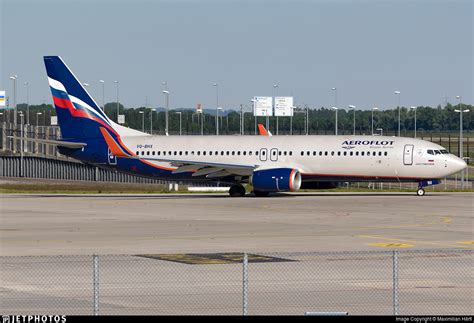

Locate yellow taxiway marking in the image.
[457,241,474,245]
[359,235,471,249]
[369,243,414,248]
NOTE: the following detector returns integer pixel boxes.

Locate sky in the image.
[0,0,472,112]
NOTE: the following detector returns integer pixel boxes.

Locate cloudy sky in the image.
[1,0,472,111]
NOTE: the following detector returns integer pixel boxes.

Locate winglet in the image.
[257,123,272,136]
[99,127,132,158]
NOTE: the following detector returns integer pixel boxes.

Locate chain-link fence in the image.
[1,249,472,315]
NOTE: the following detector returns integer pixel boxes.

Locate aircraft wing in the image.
[139,157,256,178]
[7,136,87,149]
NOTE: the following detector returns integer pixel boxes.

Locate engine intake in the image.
[251,168,302,192]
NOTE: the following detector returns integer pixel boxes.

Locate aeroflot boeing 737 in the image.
[36,56,466,197]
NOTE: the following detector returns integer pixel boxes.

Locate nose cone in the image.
[452,156,467,173]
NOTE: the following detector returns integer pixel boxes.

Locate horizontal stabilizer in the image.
[7,136,86,149]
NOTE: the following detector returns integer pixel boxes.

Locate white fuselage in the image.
[122,134,466,182]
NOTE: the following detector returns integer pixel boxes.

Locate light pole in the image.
[36,112,42,127]
[305,104,309,136]
[176,111,182,136]
[250,99,257,135]
[150,108,155,135]
[114,80,119,123]
[10,75,17,126]
[213,83,219,135]
[18,112,24,176]
[371,107,378,135]
[331,87,337,108]
[139,111,144,132]
[332,106,338,135]
[240,104,244,135]
[216,107,222,135]
[163,90,170,135]
[455,95,470,189]
[348,105,356,135]
[0,112,3,123]
[99,80,105,110]
[24,82,29,125]
[411,106,417,138]
[273,84,278,135]
[394,90,401,136]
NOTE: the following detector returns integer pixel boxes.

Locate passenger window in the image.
[319,151,323,156]
[243,151,247,156]
[350,151,353,156]
[221,151,224,155]
[185,151,188,156]
[301,151,304,156]
[313,151,317,156]
[284,151,287,156]
[378,151,382,156]
[215,151,218,155]
[209,151,212,156]
[372,151,376,156]
[384,151,388,156]
[331,151,334,156]
[238,151,241,156]
[324,151,328,156]
[249,151,252,156]
[337,152,341,156]
[174,151,177,156]
[226,151,230,155]
[256,151,259,156]
[343,151,347,156]
[307,151,310,156]
[136,151,139,155]
[278,151,282,156]
[355,151,359,156]
[158,151,161,156]
[197,151,200,156]
[232,151,235,156]
[179,151,182,156]
[203,151,206,156]
[361,151,364,156]
[289,151,293,156]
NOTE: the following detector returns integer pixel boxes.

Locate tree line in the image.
[4,102,472,136]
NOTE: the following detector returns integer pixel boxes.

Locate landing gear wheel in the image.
[253,190,270,197]
[416,187,425,196]
[229,184,246,197]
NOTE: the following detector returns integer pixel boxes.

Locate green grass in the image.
[1,183,472,194]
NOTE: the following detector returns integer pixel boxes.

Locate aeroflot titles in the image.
[342,140,395,146]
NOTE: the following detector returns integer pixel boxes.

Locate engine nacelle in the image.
[250,168,302,192]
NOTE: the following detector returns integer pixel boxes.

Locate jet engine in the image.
[250,168,302,192]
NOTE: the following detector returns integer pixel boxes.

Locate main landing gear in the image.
[229,184,246,197]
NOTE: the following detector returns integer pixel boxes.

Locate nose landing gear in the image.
[416,186,425,196]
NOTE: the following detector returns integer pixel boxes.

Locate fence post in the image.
[243,252,248,316]
[392,250,399,315]
[93,254,99,316]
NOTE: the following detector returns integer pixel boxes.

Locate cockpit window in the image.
[427,149,434,155]
[440,149,449,154]
[434,150,441,155]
